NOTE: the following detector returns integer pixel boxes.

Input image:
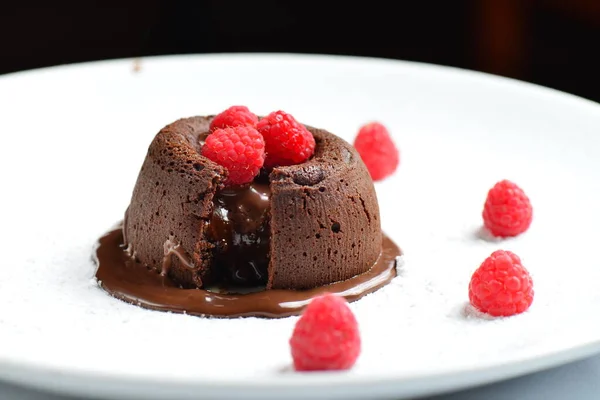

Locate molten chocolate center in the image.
[208,181,271,286]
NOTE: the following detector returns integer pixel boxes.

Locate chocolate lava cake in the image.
[122,115,382,290]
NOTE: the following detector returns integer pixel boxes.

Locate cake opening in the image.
[208,176,271,287]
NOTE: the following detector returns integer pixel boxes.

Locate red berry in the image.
[209,105,258,132]
[482,180,533,237]
[353,122,399,181]
[289,293,361,371]
[469,250,534,317]
[256,110,316,168]
[201,126,265,185]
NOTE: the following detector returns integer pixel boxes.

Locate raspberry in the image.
[353,122,399,181]
[482,180,533,237]
[289,293,361,371]
[256,110,316,168]
[209,105,258,132]
[469,250,534,317]
[200,126,265,185]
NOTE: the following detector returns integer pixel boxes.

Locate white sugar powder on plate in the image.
[1,128,600,383]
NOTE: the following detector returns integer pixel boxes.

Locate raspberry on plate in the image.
[469,250,534,317]
[256,110,316,168]
[482,180,533,237]
[353,122,399,181]
[289,293,361,371]
[200,125,265,185]
[209,105,258,132]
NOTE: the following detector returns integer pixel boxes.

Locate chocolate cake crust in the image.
[123,116,382,290]
[123,116,224,288]
[268,127,382,289]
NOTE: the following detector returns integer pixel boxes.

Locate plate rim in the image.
[2,51,600,112]
[0,336,598,399]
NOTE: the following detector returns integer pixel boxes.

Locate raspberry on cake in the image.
[468,250,534,317]
[257,110,316,167]
[200,125,265,185]
[289,293,361,371]
[209,105,258,132]
[482,180,533,237]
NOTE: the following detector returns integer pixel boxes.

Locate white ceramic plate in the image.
[1,54,600,400]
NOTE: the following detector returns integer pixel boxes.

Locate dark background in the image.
[2,1,599,102]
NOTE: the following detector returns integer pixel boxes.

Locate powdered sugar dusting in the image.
[1,55,600,392]
[1,137,599,383]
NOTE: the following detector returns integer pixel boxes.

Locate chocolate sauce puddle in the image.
[161,236,194,276]
[93,227,401,318]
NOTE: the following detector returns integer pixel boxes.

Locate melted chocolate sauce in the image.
[208,182,271,286]
[93,228,401,318]
[161,236,195,276]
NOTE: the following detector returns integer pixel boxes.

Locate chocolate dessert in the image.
[94,111,401,317]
